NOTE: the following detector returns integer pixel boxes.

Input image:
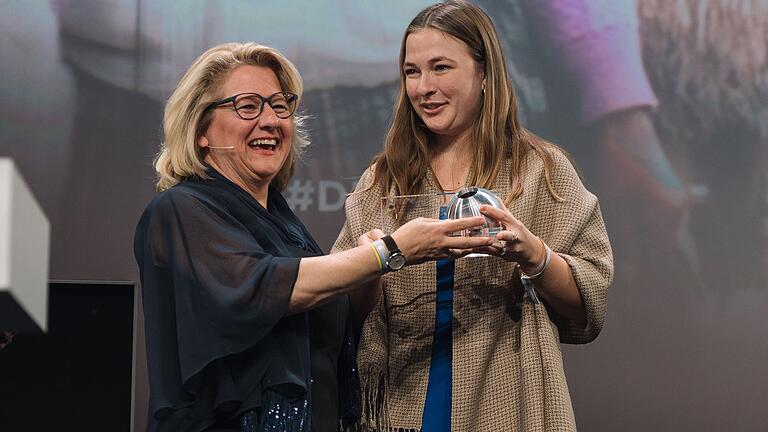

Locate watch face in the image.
[387,253,406,270]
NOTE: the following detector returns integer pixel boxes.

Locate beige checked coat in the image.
[331,148,613,431]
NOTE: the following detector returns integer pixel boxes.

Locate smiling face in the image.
[198,64,293,194]
[403,28,485,147]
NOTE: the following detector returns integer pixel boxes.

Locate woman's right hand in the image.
[390,216,493,265]
[358,228,385,247]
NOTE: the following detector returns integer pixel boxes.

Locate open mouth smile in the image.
[420,102,447,113]
[248,138,278,151]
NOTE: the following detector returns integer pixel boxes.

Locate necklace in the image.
[431,137,471,192]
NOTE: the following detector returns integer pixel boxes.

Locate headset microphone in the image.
[207,146,235,149]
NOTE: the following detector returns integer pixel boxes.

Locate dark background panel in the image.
[0,282,134,431]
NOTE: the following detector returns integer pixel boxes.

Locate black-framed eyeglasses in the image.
[205,92,298,120]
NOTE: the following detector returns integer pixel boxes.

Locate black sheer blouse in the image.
[134,169,349,431]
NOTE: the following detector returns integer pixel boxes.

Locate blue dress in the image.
[421,206,454,431]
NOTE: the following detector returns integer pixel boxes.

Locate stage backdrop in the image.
[1,1,766,431]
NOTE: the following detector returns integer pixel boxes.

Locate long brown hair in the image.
[370,0,561,204]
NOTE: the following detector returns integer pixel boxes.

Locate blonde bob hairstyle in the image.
[154,42,309,192]
[370,0,561,205]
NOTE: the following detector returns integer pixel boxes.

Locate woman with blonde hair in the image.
[332,2,613,431]
[134,41,491,431]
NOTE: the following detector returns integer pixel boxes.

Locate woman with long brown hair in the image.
[332,2,613,430]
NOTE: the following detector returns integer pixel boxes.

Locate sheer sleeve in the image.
[134,186,305,426]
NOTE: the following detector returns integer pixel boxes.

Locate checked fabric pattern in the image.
[332,146,613,432]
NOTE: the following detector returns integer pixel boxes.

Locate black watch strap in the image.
[381,235,400,253]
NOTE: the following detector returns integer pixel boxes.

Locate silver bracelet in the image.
[520,238,552,280]
[520,239,551,305]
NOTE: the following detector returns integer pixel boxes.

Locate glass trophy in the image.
[380,186,505,257]
[444,186,504,237]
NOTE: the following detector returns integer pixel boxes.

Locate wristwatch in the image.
[381,235,406,272]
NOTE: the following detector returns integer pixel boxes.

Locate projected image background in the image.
[1,1,765,430]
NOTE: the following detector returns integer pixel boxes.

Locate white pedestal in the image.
[0,158,50,332]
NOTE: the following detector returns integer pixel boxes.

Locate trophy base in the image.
[465,252,492,258]
[451,226,503,238]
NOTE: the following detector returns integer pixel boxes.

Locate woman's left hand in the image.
[478,205,545,273]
